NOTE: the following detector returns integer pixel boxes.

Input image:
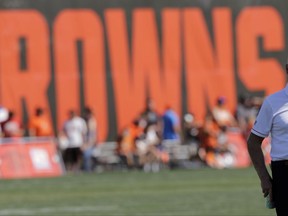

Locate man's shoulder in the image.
[262,88,287,112]
[265,88,285,102]
[73,116,85,124]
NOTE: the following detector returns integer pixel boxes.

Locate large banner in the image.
[0,138,64,179]
[0,0,287,140]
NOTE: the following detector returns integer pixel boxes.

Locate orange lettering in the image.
[183,8,235,121]
[54,9,107,141]
[236,6,285,95]
[105,8,182,130]
[162,9,182,115]
[0,10,51,124]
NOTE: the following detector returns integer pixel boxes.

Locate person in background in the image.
[183,113,201,144]
[117,117,144,169]
[0,106,9,137]
[141,97,160,126]
[199,112,221,168]
[212,96,237,128]
[81,107,97,172]
[244,96,264,140]
[62,110,87,172]
[182,113,202,160]
[236,95,249,137]
[141,123,162,172]
[162,106,181,141]
[28,107,53,137]
[2,110,23,138]
[236,95,264,140]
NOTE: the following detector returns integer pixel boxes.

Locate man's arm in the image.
[247,133,272,197]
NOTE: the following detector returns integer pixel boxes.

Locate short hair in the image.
[217,96,226,105]
[35,107,44,116]
[84,107,92,115]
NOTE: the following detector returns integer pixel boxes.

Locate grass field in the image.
[0,167,276,216]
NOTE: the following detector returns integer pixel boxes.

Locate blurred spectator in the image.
[28,107,53,137]
[182,113,202,159]
[117,117,144,169]
[183,113,201,144]
[236,95,252,139]
[236,95,264,140]
[82,107,97,172]
[136,123,162,172]
[199,112,220,167]
[62,110,87,172]
[212,96,237,128]
[2,110,23,138]
[236,95,248,133]
[245,96,263,136]
[57,131,69,152]
[162,106,181,140]
[0,106,9,137]
[199,112,234,169]
[247,96,262,122]
[141,97,160,126]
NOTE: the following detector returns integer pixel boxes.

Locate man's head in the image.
[83,107,92,119]
[8,110,15,120]
[35,107,44,116]
[68,110,76,119]
[145,97,155,111]
[217,96,226,106]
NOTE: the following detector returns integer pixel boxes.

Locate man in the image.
[212,96,237,128]
[162,106,180,140]
[28,107,53,137]
[81,107,97,172]
[247,63,288,215]
[0,106,9,137]
[62,110,87,172]
[141,97,160,126]
[2,110,23,138]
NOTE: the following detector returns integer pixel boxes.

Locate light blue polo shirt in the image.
[252,84,288,161]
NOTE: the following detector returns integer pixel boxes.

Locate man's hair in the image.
[84,107,92,115]
[35,107,44,116]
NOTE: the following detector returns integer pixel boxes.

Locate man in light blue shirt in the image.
[247,66,288,215]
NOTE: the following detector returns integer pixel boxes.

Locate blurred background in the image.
[0,0,287,140]
[0,0,285,215]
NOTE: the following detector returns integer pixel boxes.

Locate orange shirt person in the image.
[28,107,53,137]
[200,113,221,167]
[119,119,143,155]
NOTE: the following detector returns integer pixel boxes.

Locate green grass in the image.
[0,167,276,216]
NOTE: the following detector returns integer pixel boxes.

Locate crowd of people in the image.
[116,95,263,171]
[0,94,263,173]
[0,106,97,173]
[0,107,53,138]
[58,107,97,173]
[116,98,181,172]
